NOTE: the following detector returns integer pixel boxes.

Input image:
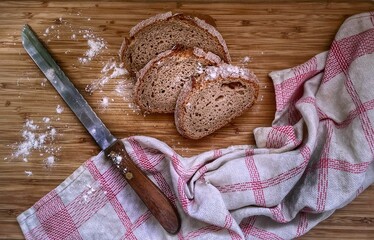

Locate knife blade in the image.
[21,24,180,234]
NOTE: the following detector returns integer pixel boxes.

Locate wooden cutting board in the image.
[1,1,373,239]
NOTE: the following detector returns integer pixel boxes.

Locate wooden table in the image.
[1,1,373,239]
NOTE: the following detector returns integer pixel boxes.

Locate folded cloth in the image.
[18,12,374,240]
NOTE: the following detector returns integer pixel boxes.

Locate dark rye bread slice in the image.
[120,12,231,75]
[134,47,222,113]
[175,63,259,139]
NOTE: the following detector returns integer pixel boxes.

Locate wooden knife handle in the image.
[104,140,181,234]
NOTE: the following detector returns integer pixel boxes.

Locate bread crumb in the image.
[128,102,141,115]
[43,26,51,37]
[41,78,47,87]
[24,171,33,177]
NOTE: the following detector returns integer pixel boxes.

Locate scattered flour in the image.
[38,14,138,118]
[114,79,136,111]
[14,14,143,177]
[56,105,64,114]
[114,80,129,96]
[114,155,123,165]
[127,102,141,115]
[43,117,50,123]
[50,128,57,139]
[13,120,42,158]
[241,56,252,64]
[82,184,98,203]
[10,118,61,166]
[117,79,134,94]
[44,156,56,168]
[78,37,107,64]
[100,96,110,108]
[85,58,129,93]
[204,63,254,81]
[41,17,107,65]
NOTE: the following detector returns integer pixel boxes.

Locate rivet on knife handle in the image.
[105,140,180,234]
[21,24,181,234]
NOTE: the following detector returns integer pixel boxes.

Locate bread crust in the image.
[134,47,222,113]
[119,37,131,75]
[120,12,231,75]
[175,67,259,139]
[174,76,195,138]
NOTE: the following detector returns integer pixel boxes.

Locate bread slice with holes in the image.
[134,47,222,113]
[175,63,259,139]
[120,12,231,75]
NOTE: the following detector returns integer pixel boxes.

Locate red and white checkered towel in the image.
[18,12,374,240]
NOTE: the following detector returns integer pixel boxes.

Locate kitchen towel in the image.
[17,11,374,239]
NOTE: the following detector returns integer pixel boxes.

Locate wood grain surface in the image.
[1,1,374,239]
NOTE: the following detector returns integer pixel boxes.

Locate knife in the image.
[21,24,180,234]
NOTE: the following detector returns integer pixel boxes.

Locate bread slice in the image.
[120,12,231,75]
[134,47,222,113]
[175,63,259,139]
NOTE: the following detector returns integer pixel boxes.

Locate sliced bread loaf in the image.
[120,12,231,74]
[134,47,222,113]
[175,63,259,139]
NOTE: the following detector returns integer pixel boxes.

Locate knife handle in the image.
[104,140,181,234]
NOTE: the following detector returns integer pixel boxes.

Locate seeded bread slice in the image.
[134,47,222,113]
[120,12,231,75]
[175,64,259,139]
